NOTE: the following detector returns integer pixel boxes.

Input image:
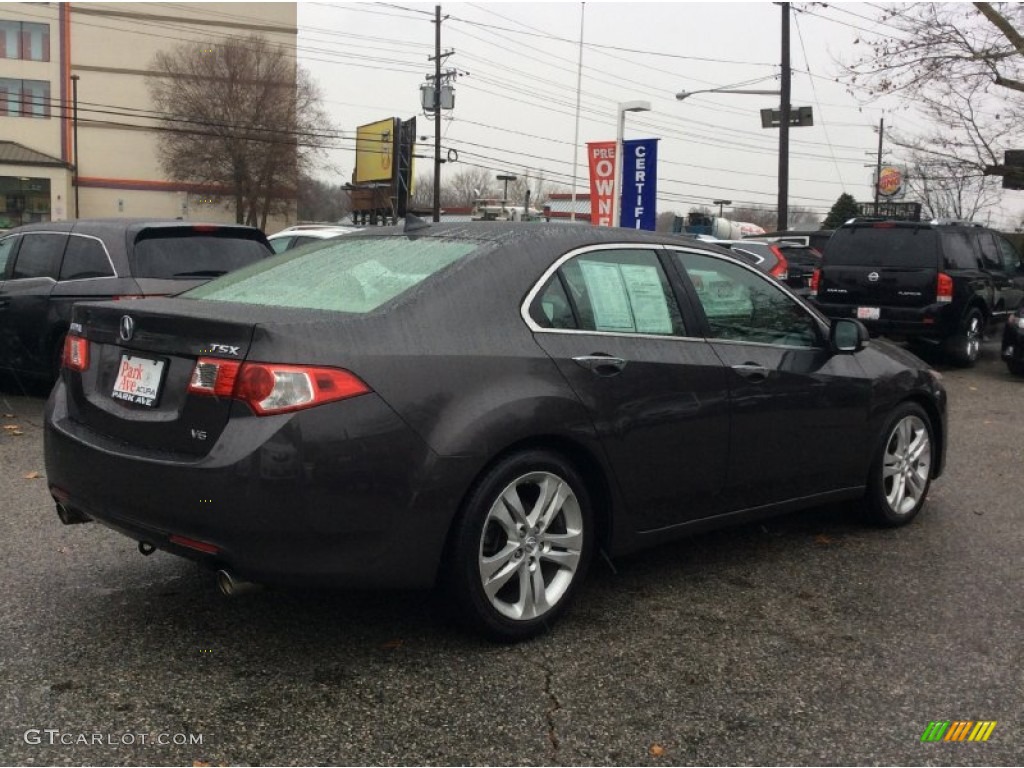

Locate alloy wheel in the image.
[964,314,982,362]
[477,471,584,622]
[882,414,932,516]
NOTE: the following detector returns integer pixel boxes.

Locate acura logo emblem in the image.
[119,315,135,342]
[868,271,880,282]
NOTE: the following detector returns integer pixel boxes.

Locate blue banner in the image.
[619,138,658,230]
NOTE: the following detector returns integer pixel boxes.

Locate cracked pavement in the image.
[1,341,1021,765]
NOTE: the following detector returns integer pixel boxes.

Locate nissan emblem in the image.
[868,272,880,282]
[119,315,135,342]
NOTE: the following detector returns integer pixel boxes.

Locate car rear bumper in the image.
[813,301,957,340]
[43,381,471,589]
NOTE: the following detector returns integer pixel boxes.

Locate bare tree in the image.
[906,155,1002,220]
[842,3,1024,211]
[148,35,334,229]
[444,168,495,207]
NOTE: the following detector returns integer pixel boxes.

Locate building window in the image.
[0,78,50,118]
[0,20,50,61]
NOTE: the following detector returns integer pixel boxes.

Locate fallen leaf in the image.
[3,424,19,431]
[814,534,835,546]
[3,413,13,418]
[192,762,211,768]
[23,471,41,479]
[9,430,24,437]
[969,386,978,391]
[650,744,666,757]
[381,639,404,650]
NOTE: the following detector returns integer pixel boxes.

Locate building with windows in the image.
[0,3,296,231]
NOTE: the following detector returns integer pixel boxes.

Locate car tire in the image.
[446,449,594,641]
[945,308,984,367]
[864,403,935,527]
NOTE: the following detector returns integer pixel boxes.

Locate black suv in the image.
[812,219,1024,366]
[0,219,272,383]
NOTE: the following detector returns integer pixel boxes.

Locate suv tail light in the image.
[937,272,954,303]
[769,245,789,280]
[63,334,90,372]
[189,359,369,415]
[809,268,821,298]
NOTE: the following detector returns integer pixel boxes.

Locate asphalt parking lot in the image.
[1,340,1021,766]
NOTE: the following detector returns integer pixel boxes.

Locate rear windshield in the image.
[131,231,271,279]
[182,236,479,313]
[824,227,939,268]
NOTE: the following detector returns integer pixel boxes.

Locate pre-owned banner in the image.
[586,141,616,226]
[619,138,659,230]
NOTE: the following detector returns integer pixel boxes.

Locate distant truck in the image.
[673,212,766,239]
[471,198,545,222]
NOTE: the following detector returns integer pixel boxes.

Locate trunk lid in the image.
[65,299,260,457]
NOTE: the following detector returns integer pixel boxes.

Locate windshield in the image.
[183,236,480,313]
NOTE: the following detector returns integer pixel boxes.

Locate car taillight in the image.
[188,359,369,415]
[769,246,789,280]
[63,334,90,372]
[937,272,954,303]
[188,358,241,396]
[809,268,821,298]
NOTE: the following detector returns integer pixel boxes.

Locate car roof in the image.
[4,218,265,238]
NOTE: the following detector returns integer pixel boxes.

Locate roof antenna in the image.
[404,213,431,234]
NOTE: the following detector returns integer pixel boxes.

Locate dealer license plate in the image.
[856,306,880,320]
[111,355,165,407]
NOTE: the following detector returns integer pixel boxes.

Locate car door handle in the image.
[731,362,770,382]
[572,355,627,376]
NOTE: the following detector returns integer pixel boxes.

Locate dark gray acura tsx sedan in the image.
[44,220,946,640]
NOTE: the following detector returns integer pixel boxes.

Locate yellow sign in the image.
[355,118,398,184]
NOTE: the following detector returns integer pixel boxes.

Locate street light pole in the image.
[778,1,791,232]
[612,100,651,229]
[713,199,732,217]
[496,173,516,201]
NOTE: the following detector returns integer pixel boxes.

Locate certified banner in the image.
[587,141,616,226]
[620,138,658,230]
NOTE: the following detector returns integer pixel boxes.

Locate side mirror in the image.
[830,318,869,354]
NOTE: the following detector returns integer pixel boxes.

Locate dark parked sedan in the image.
[1002,305,1024,376]
[44,221,947,640]
[0,219,272,384]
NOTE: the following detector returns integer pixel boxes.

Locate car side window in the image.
[59,235,115,280]
[554,249,685,336]
[674,251,820,348]
[530,275,577,329]
[10,233,65,280]
[0,236,17,277]
[270,237,293,254]
[942,231,981,270]
[977,233,1002,271]
[995,236,1021,271]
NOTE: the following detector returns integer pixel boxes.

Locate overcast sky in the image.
[297,1,1024,228]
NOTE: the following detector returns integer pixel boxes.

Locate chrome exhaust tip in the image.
[216,570,262,597]
[56,502,91,525]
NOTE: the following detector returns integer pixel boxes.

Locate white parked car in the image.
[267,224,360,253]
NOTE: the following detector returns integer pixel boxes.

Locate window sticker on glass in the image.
[580,260,635,331]
[620,264,672,334]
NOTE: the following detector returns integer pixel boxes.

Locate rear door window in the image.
[130,230,270,279]
[977,233,1002,271]
[825,227,939,268]
[184,236,479,313]
[555,249,685,336]
[996,236,1020,271]
[10,233,66,279]
[0,236,17,277]
[59,235,115,280]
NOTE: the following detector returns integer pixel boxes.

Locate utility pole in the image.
[777,1,791,232]
[874,117,884,214]
[71,74,80,219]
[432,5,442,223]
